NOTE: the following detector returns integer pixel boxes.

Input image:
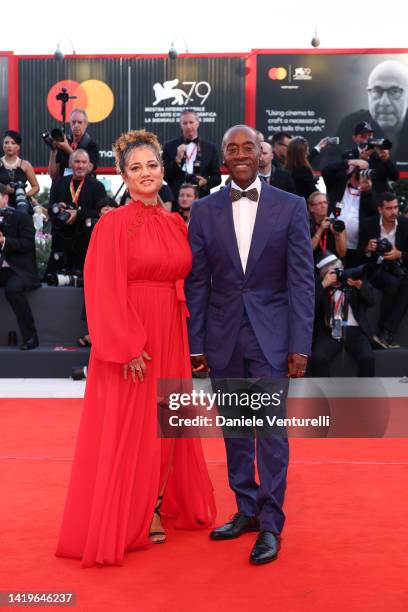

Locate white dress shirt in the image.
[231,177,261,273]
[182,143,198,175]
[380,217,397,248]
[338,186,360,250]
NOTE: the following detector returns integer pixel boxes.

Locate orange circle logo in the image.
[47,79,114,123]
[268,67,287,80]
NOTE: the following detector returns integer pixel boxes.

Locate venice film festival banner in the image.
[255,52,408,171]
[18,56,246,169]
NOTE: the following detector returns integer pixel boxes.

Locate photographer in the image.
[359,192,408,349]
[0,184,40,350]
[177,182,199,225]
[162,109,221,205]
[342,122,399,195]
[47,109,99,180]
[310,250,375,377]
[308,191,347,261]
[322,158,378,267]
[0,130,39,208]
[46,149,106,276]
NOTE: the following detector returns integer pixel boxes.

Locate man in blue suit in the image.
[186,125,315,565]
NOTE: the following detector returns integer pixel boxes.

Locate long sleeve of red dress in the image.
[84,210,147,363]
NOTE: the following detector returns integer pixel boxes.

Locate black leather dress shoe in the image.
[20,336,39,351]
[249,531,280,565]
[209,512,259,540]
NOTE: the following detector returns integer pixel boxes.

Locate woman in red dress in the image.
[56,130,216,567]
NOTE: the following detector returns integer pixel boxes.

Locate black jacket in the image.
[49,175,106,225]
[56,132,99,177]
[322,161,378,223]
[358,214,408,268]
[342,147,399,195]
[260,167,297,194]
[1,208,40,289]
[162,137,221,199]
[288,166,318,200]
[314,278,376,340]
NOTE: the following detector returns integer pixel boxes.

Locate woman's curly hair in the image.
[113,130,162,173]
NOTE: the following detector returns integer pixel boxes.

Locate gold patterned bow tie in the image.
[230,187,259,202]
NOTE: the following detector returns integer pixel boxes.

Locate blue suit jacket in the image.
[186,182,315,373]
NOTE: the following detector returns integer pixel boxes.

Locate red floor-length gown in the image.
[56,200,216,567]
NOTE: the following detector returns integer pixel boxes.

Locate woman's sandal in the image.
[77,335,92,347]
[149,495,166,544]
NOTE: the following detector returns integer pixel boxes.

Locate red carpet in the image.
[1,398,408,612]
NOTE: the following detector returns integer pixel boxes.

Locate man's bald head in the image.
[367,60,408,132]
[259,141,274,173]
[221,124,260,152]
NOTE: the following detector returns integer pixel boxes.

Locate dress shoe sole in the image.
[209,526,259,541]
[371,336,388,350]
[249,552,278,565]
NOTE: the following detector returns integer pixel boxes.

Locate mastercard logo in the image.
[268,67,287,80]
[47,79,114,123]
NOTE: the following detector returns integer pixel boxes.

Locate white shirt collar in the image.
[380,216,398,232]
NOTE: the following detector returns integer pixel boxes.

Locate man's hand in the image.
[366,239,378,253]
[0,231,5,247]
[317,218,331,234]
[191,354,209,373]
[347,278,362,290]
[176,143,187,164]
[65,209,78,225]
[383,247,402,261]
[56,135,73,155]
[288,353,308,378]
[196,176,207,188]
[123,350,152,383]
[322,269,338,288]
[375,147,390,161]
[317,137,329,149]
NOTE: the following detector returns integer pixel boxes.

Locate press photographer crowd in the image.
[1,107,408,376]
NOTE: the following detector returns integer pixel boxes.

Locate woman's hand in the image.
[123,351,152,383]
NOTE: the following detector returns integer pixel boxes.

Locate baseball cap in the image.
[353,122,373,135]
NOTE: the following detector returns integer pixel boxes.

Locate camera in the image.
[0,205,15,234]
[366,138,392,151]
[360,168,375,179]
[41,128,65,148]
[9,180,31,214]
[51,202,75,224]
[327,137,340,145]
[46,272,84,288]
[334,264,366,285]
[374,237,393,257]
[56,88,71,104]
[185,160,200,184]
[328,218,345,232]
[327,202,345,232]
[351,167,375,180]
